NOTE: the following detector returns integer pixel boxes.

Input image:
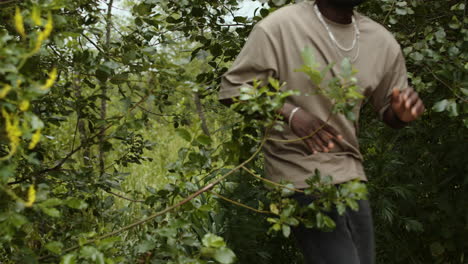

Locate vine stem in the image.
[241,166,304,193]
[425,66,468,103]
[0,0,18,5]
[266,112,332,143]
[38,132,269,261]
[104,189,145,203]
[382,0,397,26]
[208,190,272,215]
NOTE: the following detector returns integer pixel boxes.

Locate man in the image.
[219,0,425,263]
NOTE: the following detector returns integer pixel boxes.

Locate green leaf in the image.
[80,246,104,264]
[345,198,359,211]
[336,203,346,215]
[460,88,468,96]
[281,183,295,197]
[213,247,236,264]
[66,198,88,210]
[395,7,407,15]
[284,216,299,226]
[233,16,246,23]
[447,101,459,117]
[45,241,63,255]
[210,43,223,57]
[176,128,192,142]
[340,57,352,78]
[60,254,76,264]
[202,233,226,248]
[196,134,212,146]
[95,69,109,83]
[301,46,316,68]
[40,207,61,217]
[40,198,62,207]
[260,8,269,17]
[433,99,449,112]
[9,213,28,228]
[410,52,424,61]
[434,28,446,41]
[137,240,156,253]
[270,203,279,215]
[323,215,336,229]
[282,224,291,237]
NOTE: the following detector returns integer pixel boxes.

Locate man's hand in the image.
[391,88,425,123]
[282,104,342,154]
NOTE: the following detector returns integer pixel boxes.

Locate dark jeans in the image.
[291,193,375,264]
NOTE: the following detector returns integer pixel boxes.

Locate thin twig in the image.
[425,66,468,103]
[138,106,179,117]
[104,189,145,203]
[70,117,79,153]
[382,0,397,25]
[80,34,106,54]
[241,166,304,193]
[0,0,18,5]
[208,190,272,214]
[266,113,332,143]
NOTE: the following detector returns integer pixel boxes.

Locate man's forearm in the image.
[383,107,409,129]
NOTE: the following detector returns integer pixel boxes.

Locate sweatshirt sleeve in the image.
[219,25,280,100]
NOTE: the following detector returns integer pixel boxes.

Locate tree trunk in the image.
[99,0,113,175]
[194,92,210,136]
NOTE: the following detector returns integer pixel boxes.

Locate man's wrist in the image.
[279,103,296,120]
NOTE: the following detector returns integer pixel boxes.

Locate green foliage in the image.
[297,46,364,120]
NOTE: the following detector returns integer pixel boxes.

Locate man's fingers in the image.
[402,87,414,100]
[310,136,328,152]
[412,100,425,117]
[405,91,419,109]
[323,124,342,141]
[305,140,318,155]
[322,130,336,149]
[317,131,332,152]
[319,130,338,149]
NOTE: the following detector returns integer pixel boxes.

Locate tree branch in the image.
[208,190,272,214]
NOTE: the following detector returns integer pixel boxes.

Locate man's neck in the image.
[316,0,354,24]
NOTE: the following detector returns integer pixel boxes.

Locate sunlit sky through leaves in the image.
[238,0,263,17]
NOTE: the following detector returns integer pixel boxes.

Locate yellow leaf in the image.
[1,109,22,160]
[15,7,26,38]
[32,13,53,54]
[19,100,30,111]
[14,7,26,38]
[0,84,12,99]
[40,68,57,90]
[33,32,45,53]
[32,6,42,26]
[42,12,53,38]
[25,185,36,207]
[29,129,41,149]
